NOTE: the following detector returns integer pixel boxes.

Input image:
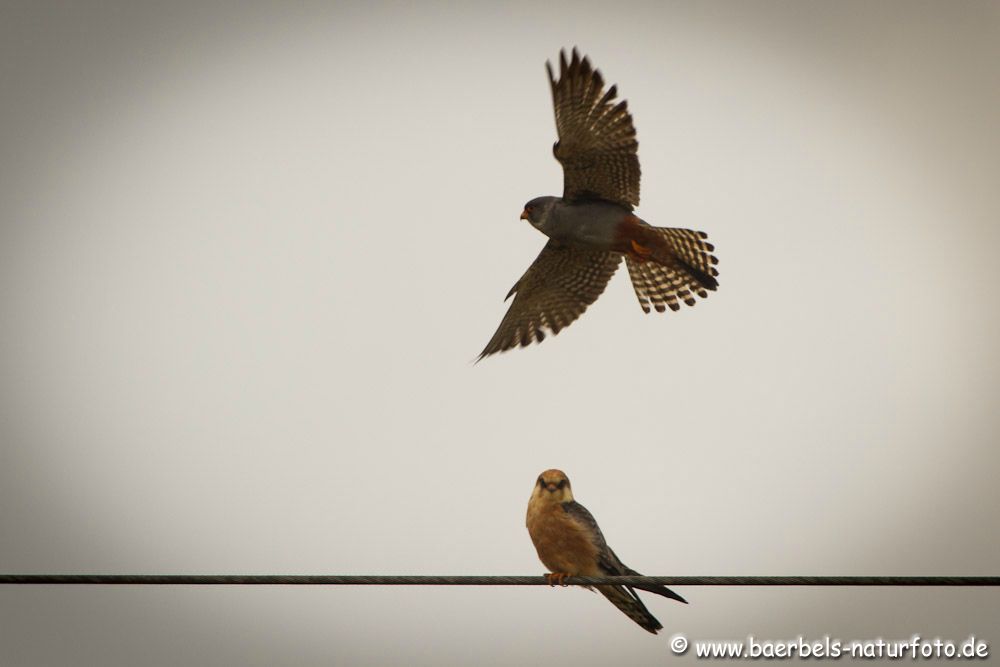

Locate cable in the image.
[2,575,997,586]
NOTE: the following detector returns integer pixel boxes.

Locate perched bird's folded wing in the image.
[615,558,688,604]
[561,500,612,553]
[566,502,689,606]
[562,501,674,634]
[478,242,621,359]
[548,48,640,209]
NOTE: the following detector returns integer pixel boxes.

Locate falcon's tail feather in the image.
[625,225,719,314]
[596,584,664,634]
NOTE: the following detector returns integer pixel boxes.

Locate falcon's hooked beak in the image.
[520,209,530,221]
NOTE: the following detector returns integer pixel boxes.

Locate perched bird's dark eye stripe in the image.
[557,479,567,489]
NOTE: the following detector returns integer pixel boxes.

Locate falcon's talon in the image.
[546,572,571,587]
[478,50,719,360]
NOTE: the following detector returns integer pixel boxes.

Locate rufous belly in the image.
[526,503,600,575]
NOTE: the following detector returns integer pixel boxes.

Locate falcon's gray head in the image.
[519,196,558,232]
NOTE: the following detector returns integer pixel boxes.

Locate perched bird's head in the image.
[532,468,574,503]
[520,196,558,231]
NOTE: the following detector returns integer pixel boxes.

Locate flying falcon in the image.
[526,469,687,634]
[479,49,719,359]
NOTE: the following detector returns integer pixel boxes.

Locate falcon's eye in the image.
[556,479,567,489]
[525,205,533,212]
[537,477,545,487]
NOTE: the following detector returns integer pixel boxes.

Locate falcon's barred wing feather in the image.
[478,242,621,359]
[548,48,641,209]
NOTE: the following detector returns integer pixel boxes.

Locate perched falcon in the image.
[479,49,719,359]
[526,469,687,634]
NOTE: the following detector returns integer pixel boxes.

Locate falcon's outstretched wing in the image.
[548,48,641,209]
[478,241,621,359]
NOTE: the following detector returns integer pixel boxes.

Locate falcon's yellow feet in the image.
[546,572,571,587]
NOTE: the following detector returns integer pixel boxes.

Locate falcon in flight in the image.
[479,49,719,359]
[526,469,687,634]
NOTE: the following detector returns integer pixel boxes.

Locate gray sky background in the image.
[1,2,998,665]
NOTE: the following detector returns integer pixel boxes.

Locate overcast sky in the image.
[1,2,998,665]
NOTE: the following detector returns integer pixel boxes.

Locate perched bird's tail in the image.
[596,585,664,634]
[623,223,719,313]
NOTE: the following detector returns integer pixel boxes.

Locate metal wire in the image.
[1,575,997,586]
